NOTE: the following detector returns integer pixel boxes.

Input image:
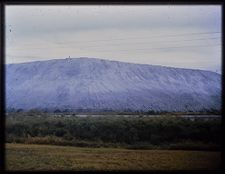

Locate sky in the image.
[5,5,221,73]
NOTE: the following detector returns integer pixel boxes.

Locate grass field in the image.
[6,143,221,171]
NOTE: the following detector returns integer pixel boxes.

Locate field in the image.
[5,113,222,171]
[6,143,221,171]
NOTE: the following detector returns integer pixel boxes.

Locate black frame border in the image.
[0,0,224,174]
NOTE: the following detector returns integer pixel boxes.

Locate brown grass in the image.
[5,143,221,171]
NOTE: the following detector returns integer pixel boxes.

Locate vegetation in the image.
[6,143,221,171]
[6,107,221,115]
[6,112,221,150]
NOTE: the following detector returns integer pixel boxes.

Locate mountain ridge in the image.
[6,57,220,75]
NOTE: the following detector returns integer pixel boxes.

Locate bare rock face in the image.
[6,57,221,112]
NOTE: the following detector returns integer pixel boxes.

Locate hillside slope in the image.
[5,57,221,112]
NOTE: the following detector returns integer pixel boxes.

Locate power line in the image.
[6,43,221,59]
[11,31,220,49]
[94,43,221,53]
[55,31,221,44]
[7,36,221,51]
[81,37,221,48]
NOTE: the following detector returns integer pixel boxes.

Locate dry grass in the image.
[6,143,221,171]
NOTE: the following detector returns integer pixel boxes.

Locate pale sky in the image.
[5,5,221,73]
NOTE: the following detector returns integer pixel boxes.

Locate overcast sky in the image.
[5,5,221,73]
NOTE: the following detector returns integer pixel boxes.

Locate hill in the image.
[5,57,221,112]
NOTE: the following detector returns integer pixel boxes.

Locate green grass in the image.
[6,143,221,171]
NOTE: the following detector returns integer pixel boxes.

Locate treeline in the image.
[6,112,221,150]
[6,108,221,115]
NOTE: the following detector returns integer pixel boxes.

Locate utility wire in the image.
[9,31,220,49]
[93,43,221,52]
[55,31,221,44]
[8,36,221,51]
[80,37,221,48]
[6,43,221,58]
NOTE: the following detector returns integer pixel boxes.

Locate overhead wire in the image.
[7,33,221,51]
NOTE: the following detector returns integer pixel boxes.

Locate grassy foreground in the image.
[6,143,221,171]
